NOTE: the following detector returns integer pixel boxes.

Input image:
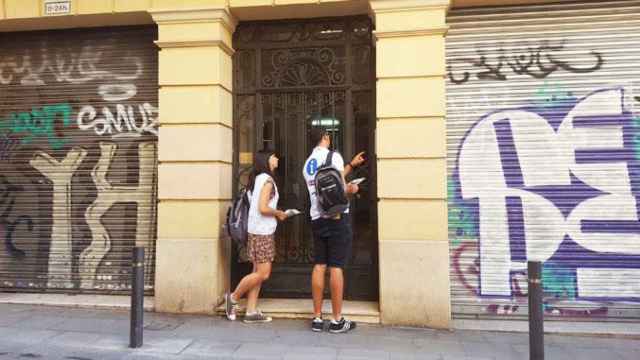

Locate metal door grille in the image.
[232,17,378,300]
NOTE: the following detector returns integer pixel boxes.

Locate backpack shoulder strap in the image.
[240,188,250,202]
[323,151,334,167]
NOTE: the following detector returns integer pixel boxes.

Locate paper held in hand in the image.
[285,209,301,217]
[349,177,366,185]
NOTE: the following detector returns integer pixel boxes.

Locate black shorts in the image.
[311,214,352,268]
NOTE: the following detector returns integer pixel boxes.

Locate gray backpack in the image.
[226,188,250,248]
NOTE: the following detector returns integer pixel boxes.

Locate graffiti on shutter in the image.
[0,26,158,293]
[447,1,640,319]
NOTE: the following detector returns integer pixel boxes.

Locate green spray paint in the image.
[0,103,72,150]
[534,81,572,107]
[633,116,640,161]
[448,177,479,247]
[542,264,576,299]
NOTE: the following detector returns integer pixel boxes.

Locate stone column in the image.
[369,0,451,328]
[151,5,236,314]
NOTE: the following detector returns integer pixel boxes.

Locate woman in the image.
[225,150,288,323]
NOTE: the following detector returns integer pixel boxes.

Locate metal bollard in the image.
[528,261,544,360]
[130,247,144,348]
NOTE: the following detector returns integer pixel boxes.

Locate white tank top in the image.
[248,173,279,235]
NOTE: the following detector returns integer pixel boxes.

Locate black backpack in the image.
[314,151,349,217]
[226,188,250,248]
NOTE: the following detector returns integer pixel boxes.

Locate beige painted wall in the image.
[370,0,451,329]
[0,0,552,24]
[151,7,237,314]
[0,0,366,22]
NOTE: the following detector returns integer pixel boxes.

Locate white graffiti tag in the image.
[77,103,158,138]
[31,148,88,289]
[458,88,640,299]
[80,142,156,289]
[0,46,142,86]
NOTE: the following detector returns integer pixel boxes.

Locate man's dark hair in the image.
[310,127,328,147]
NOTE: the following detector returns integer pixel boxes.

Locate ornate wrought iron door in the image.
[232,17,377,300]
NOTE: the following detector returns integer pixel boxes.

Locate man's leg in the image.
[311,219,328,319]
[326,215,355,333]
[312,264,327,317]
[329,266,344,320]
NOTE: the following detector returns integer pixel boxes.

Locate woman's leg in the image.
[232,262,261,301]
[246,262,272,313]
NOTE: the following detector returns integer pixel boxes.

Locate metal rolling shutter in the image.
[447,1,640,321]
[0,26,158,294]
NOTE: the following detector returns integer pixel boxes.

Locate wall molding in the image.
[369,0,451,14]
[154,39,235,56]
[374,26,449,39]
[150,7,237,33]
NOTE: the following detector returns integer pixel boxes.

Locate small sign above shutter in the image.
[44,0,71,16]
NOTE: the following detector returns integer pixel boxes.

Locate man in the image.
[302,127,365,333]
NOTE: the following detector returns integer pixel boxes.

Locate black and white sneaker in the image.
[224,293,238,321]
[311,317,324,332]
[329,318,356,334]
[243,310,272,324]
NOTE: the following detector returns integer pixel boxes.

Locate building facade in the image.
[0,0,638,331]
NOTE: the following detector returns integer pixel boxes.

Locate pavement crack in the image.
[18,354,42,358]
[176,339,196,355]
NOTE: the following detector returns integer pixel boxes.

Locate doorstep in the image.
[0,293,155,311]
[215,298,380,324]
